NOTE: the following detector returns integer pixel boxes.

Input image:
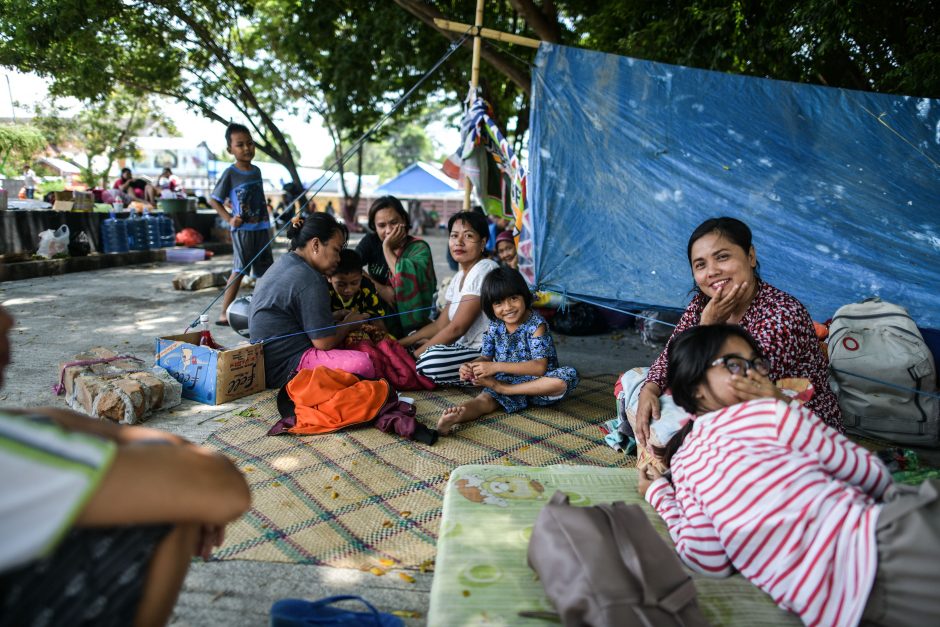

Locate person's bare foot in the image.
[437,406,465,435]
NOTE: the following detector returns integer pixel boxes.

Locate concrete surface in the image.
[0,230,655,626]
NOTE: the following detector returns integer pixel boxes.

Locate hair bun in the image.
[291,215,305,229]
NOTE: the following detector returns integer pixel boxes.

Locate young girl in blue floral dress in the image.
[437,267,579,435]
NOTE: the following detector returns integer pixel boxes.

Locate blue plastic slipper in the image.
[270,595,405,626]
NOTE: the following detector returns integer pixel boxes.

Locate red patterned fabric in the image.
[646,280,842,430]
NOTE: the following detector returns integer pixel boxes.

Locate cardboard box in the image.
[52,201,74,211]
[155,332,265,404]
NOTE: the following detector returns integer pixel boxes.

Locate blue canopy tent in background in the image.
[528,44,940,328]
[375,162,462,198]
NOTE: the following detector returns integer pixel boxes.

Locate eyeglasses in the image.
[710,355,770,376]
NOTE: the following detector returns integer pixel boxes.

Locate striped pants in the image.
[415,343,480,385]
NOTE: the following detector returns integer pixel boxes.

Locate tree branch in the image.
[508,0,561,43]
[393,0,532,95]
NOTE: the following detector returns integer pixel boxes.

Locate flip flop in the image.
[215,320,230,327]
[271,595,404,626]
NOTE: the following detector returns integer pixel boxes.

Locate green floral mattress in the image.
[428,464,799,626]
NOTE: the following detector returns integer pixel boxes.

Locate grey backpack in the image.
[828,298,939,447]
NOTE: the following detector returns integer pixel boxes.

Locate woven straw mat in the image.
[205,374,630,570]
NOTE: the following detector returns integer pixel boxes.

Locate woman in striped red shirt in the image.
[639,324,940,627]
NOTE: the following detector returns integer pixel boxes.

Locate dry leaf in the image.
[391,610,421,618]
[398,573,416,583]
[382,520,393,528]
[462,590,470,597]
[379,558,396,567]
[369,567,385,576]
[323,485,332,490]
[331,491,339,499]
[332,475,340,480]
[400,511,412,517]
[271,481,282,487]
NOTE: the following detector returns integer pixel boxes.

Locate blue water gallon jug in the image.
[126,213,148,251]
[101,212,129,254]
[142,210,161,250]
[158,213,176,248]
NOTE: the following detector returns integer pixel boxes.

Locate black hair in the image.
[480,267,533,321]
[447,210,489,244]
[367,195,410,232]
[285,212,347,252]
[121,167,132,176]
[334,249,363,275]
[658,324,765,466]
[686,217,761,292]
[225,122,252,147]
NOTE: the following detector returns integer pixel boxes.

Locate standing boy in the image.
[22,164,37,199]
[210,123,274,326]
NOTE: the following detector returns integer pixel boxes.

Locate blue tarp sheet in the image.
[529,44,940,327]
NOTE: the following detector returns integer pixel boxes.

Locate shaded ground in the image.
[0,231,655,626]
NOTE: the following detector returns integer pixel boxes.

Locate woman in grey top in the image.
[249,213,371,388]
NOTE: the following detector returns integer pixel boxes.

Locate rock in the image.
[173,270,230,291]
[59,347,182,424]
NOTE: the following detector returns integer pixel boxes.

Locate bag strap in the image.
[306,595,384,625]
[598,503,654,606]
[600,502,698,616]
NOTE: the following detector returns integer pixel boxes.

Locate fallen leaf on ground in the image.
[400,511,412,517]
[379,558,396,567]
[391,610,421,618]
[382,520,393,528]
[398,573,416,583]
[462,590,471,597]
[369,567,385,576]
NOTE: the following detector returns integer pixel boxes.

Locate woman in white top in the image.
[400,211,498,384]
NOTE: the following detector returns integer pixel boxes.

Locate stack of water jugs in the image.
[101,206,176,254]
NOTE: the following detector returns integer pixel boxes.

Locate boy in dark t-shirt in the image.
[210,123,274,326]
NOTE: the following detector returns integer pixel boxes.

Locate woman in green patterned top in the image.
[355,196,437,335]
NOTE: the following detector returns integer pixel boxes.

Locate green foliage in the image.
[33,93,174,187]
[0,124,46,174]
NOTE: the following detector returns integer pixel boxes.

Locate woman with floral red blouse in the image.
[634,217,841,447]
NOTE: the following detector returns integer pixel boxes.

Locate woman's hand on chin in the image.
[382,224,407,251]
[700,281,748,325]
[636,465,663,497]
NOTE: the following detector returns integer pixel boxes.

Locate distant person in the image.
[210,123,274,326]
[22,164,37,199]
[156,167,183,198]
[0,305,251,627]
[495,231,518,269]
[325,200,336,217]
[409,201,425,236]
[113,167,158,206]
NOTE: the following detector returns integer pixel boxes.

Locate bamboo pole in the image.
[464,0,485,211]
[433,18,541,48]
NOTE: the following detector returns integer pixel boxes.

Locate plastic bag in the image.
[549,302,609,336]
[68,231,96,257]
[36,225,70,259]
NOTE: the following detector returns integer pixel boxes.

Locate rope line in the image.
[184,28,474,331]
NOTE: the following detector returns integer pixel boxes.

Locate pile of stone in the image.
[58,347,182,424]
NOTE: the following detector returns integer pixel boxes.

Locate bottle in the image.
[101,212,130,254]
[142,208,161,249]
[112,195,124,213]
[127,213,150,250]
[158,212,176,248]
[198,314,224,350]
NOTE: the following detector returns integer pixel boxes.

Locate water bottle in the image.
[112,195,124,213]
[101,212,129,254]
[158,213,176,248]
[142,209,161,250]
[126,213,149,251]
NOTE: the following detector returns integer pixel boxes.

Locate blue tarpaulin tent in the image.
[528,44,940,327]
[375,162,462,198]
